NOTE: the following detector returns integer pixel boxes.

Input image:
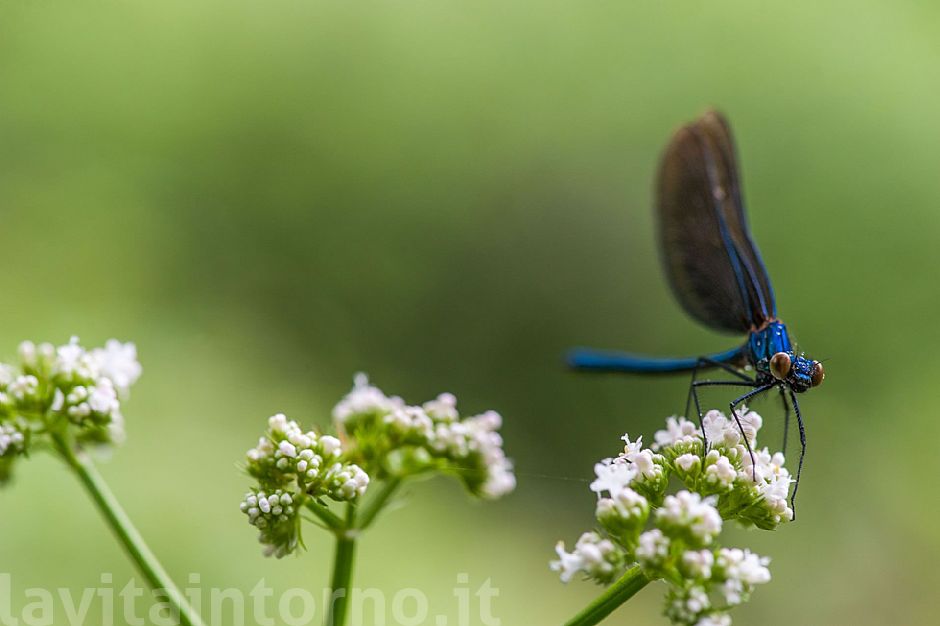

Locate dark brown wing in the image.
[655,110,776,334]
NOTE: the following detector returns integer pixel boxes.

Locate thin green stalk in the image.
[355,477,400,530]
[563,566,651,626]
[306,500,345,531]
[55,437,206,626]
[325,504,358,626]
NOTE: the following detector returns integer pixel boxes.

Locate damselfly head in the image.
[788,354,824,392]
[769,351,823,392]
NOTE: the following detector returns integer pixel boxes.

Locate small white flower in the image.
[551,541,586,584]
[319,435,342,457]
[704,453,736,489]
[738,445,789,487]
[682,549,715,579]
[87,379,120,416]
[108,410,127,444]
[636,529,670,569]
[90,340,142,394]
[332,373,404,423]
[719,548,771,584]
[278,441,298,458]
[473,410,502,431]
[695,614,731,626]
[736,409,762,445]
[433,421,470,456]
[758,472,793,521]
[268,413,294,434]
[657,491,723,545]
[51,389,65,412]
[590,459,636,497]
[68,404,91,418]
[596,486,648,523]
[0,364,16,387]
[18,341,53,369]
[17,341,36,366]
[703,407,763,451]
[685,585,710,613]
[327,462,370,500]
[722,579,744,606]
[621,434,644,457]
[0,423,26,457]
[7,375,39,403]
[653,416,701,450]
[52,337,99,382]
[480,459,516,499]
[423,393,459,421]
[717,548,771,605]
[702,410,740,448]
[385,406,435,439]
[551,532,622,584]
[676,453,699,473]
[628,448,663,481]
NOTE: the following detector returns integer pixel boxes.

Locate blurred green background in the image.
[1,1,938,624]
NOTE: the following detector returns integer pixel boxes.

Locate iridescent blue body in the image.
[747,321,818,393]
[568,111,824,516]
[569,320,817,391]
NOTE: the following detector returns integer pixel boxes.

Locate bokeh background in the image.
[1,1,938,624]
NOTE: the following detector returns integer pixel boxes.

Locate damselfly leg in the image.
[690,378,758,451]
[685,357,754,419]
[787,388,807,520]
[727,383,776,480]
[779,386,790,456]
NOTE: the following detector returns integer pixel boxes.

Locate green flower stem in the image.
[306,500,345,530]
[54,436,206,626]
[355,477,400,530]
[326,504,358,626]
[563,566,652,626]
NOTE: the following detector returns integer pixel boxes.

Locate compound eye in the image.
[769,352,791,380]
[811,361,825,387]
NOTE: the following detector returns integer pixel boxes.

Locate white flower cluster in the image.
[651,409,794,527]
[551,531,625,584]
[49,338,141,444]
[0,422,25,457]
[655,494,770,625]
[714,548,771,605]
[650,492,771,626]
[660,544,773,625]
[553,411,780,626]
[636,528,670,568]
[242,375,514,557]
[20,337,142,396]
[656,492,723,546]
[333,375,515,500]
[239,489,300,558]
[242,411,370,558]
[590,460,649,547]
[247,413,369,501]
[333,372,404,424]
[0,337,141,484]
[90,340,143,395]
[21,337,141,439]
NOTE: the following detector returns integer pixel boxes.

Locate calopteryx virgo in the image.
[569,110,823,514]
